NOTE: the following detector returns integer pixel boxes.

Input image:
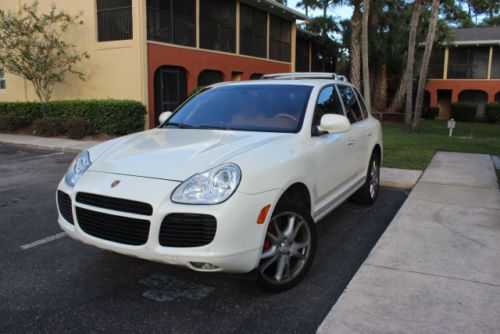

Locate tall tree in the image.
[403,0,423,132]
[361,0,371,110]
[413,0,440,132]
[0,2,88,101]
[349,0,362,88]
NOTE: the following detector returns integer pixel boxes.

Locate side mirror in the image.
[318,114,350,134]
[158,111,172,124]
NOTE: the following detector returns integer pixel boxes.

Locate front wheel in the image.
[351,152,380,205]
[257,201,316,292]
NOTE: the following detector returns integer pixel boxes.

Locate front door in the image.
[154,66,187,126]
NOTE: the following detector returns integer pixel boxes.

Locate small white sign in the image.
[448,118,456,137]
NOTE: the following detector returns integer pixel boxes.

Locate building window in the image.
[428,48,444,79]
[240,4,267,58]
[448,46,489,79]
[200,0,236,53]
[198,70,224,86]
[492,46,500,79]
[296,37,310,72]
[97,0,133,41]
[0,69,5,90]
[269,15,291,62]
[147,0,195,47]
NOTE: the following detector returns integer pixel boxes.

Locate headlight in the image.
[64,150,91,187]
[171,163,241,204]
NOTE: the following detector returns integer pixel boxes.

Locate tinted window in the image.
[167,85,313,133]
[353,88,369,118]
[337,85,364,123]
[313,86,344,128]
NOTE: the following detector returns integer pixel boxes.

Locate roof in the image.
[241,0,308,21]
[448,27,500,46]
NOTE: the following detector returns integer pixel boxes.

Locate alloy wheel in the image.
[369,159,379,199]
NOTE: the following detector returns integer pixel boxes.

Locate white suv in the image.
[56,73,382,291]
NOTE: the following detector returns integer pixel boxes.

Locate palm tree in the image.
[404,0,423,132]
[349,0,362,88]
[361,0,371,110]
[297,0,317,17]
[413,0,440,132]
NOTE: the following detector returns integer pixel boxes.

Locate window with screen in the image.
[146,0,195,47]
[448,46,489,79]
[337,85,364,124]
[312,86,344,129]
[240,4,267,58]
[492,46,500,79]
[296,37,310,72]
[97,0,133,41]
[428,48,444,79]
[200,0,236,53]
[269,15,291,62]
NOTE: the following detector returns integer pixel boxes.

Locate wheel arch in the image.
[276,182,312,217]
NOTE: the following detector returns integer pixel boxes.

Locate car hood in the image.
[89,128,289,181]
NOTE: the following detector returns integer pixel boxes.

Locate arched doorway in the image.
[198,70,223,87]
[458,90,488,118]
[495,92,500,103]
[154,66,187,125]
[250,73,263,80]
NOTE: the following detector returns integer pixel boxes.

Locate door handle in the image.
[368,131,373,137]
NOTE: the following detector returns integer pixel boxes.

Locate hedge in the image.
[485,103,500,123]
[0,100,146,135]
[450,103,476,122]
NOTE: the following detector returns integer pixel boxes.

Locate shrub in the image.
[66,118,93,139]
[427,107,439,119]
[0,100,146,135]
[0,115,31,131]
[451,103,476,122]
[485,103,500,123]
[34,117,67,137]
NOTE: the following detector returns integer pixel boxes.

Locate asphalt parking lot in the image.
[0,144,408,334]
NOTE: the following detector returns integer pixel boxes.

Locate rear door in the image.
[336,84,368,179]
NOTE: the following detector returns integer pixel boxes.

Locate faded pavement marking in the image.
[20,232,67,250]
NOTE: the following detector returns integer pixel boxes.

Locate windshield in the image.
[165,84,313,133]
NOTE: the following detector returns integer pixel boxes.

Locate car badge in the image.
[111,180,121,188]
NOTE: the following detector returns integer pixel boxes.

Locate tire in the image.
[257,200,317,292]
[351,151,380,205]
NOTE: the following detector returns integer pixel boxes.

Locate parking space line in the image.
[20,232,67,250]
[14,152,65,162]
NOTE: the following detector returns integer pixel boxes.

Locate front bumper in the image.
[56,171,280,273]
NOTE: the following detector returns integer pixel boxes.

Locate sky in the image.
[287,0,354,20]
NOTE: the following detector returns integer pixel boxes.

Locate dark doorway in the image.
[496,92,500,103]
[154,66,187,126]
[458,90,488,118]
[198,70,223,87]
[437,90,452,119]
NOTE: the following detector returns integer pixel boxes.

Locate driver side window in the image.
[312,86,344,128]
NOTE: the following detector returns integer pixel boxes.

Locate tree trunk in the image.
[361,0,371,110]
[373,64,387,112]
[350,3,362,89]
[413,0,440,133]
[404,0,423,132]
[387,71,408,113]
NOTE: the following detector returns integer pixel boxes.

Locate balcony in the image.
[199,20,236,53]
[147,8,196,47]
[448,63,488,79]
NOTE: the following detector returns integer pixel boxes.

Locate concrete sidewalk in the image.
[0,133,99,153]
[318,152,500,333]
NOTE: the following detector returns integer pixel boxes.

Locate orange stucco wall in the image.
[425,79,500,106]
[147,42,291,128]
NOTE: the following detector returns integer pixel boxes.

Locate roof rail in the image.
[261,72,349,82]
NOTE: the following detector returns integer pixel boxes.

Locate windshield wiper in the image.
[198,125,230,130]
[164,122,196,129]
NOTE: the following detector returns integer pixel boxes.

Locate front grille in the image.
[76,207,150,246]
[57,191,74,224]
[76,192,153,216]
[159,214,216,247]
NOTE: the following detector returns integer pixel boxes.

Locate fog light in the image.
[190,262,220,270]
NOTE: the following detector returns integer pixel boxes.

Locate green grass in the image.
[382,119,500,170]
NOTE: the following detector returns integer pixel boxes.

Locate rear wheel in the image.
[257,201,316,292]
[351,152,380,205]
